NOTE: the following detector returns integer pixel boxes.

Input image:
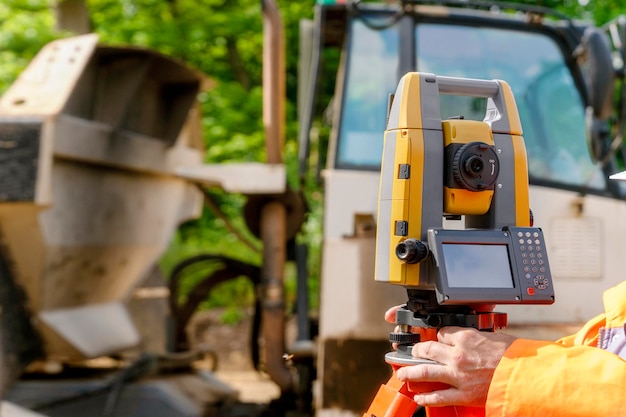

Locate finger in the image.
[396,363,454,386]
[384,305,403,324]
[414,388,469,407]
[412,340,455,364]
[437,326,474,346]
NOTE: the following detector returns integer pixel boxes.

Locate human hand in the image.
[394,326,517,408]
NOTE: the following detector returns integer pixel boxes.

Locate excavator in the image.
[0,1,626,417]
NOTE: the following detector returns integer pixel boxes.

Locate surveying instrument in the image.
[363,73,555,417]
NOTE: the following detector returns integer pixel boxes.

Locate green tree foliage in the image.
[86,0,312,161]
[512,0,624,23]
[0,1,60,94]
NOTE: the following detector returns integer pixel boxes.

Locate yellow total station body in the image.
[375,72,531,288]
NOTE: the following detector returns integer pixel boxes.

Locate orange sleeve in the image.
[553,312,605,347]
[486,338,626,416]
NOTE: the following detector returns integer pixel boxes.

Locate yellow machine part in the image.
[385,128,426,286]
[442,119,495,215]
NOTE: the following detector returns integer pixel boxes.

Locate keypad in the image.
[511,228,551,297]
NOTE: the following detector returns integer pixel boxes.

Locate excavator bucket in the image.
[0,34,208,376]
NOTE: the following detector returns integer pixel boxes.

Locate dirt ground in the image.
[187,308,283,403]
[188,308,257,372]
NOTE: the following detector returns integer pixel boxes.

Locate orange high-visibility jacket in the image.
[486,280,626,416]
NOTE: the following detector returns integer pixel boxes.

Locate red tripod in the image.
[363,310,506,417]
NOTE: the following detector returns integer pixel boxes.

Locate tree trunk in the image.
[55,0,91,34]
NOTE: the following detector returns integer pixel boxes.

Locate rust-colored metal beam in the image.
[262,0,285,165]
[260,0,294,393]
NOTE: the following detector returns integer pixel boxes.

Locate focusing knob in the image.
[389,332,421,345]
[395,239,428,264]
[451,141,499,191]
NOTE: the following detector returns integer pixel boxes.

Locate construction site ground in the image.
[189,308,281,405]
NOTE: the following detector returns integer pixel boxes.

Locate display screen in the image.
[441,243,514,288]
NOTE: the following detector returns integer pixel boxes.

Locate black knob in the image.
[395,239,428,264]
[389,332,421,345]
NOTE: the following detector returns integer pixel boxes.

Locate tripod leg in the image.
[363,366,486,417]
[363,372,418,417]
[407,380,485,417]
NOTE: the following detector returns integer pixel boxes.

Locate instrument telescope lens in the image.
[465,155,484,177]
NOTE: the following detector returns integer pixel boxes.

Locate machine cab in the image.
[300,3,626,415]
